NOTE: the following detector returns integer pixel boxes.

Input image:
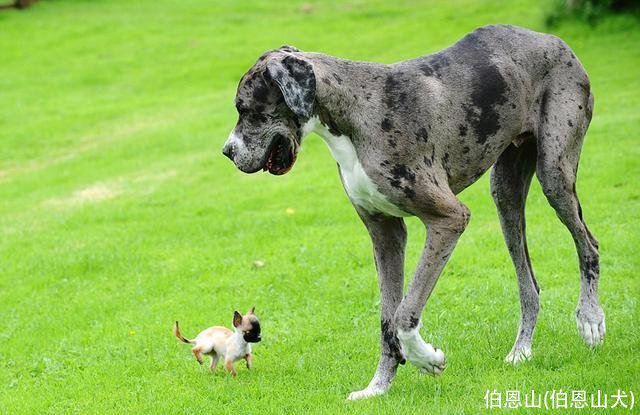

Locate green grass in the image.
[0,0,638,413]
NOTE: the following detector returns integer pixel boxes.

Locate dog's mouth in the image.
[244,334,261,343]
[262,134,298,176]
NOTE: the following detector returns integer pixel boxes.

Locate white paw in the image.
[397,327,446,375]
[347,385,387,401]
[505,346,532,364]
[576,304,605,347]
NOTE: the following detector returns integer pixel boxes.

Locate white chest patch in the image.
[304,117,410,217]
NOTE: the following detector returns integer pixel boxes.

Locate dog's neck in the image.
[231,328,248,345]
[302,52,384,139]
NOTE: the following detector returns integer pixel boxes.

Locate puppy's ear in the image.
[233,311,242,328]
[266,54,316,119]
[248,306,255,315]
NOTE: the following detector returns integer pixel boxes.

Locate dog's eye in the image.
[247,113,268,124]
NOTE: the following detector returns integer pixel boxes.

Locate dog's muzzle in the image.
[222,131,298,175]
[244,333,261,343]
[222,142,235,161]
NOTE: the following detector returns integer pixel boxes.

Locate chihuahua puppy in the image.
[174,308,261,376]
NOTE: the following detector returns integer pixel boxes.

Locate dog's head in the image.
[222,46,316,175]
[233,307,261,343]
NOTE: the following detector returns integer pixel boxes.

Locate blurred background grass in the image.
[0,1,638,413]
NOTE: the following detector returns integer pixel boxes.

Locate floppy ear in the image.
[278,45,300,53]
[248,306,255,315]
[233,311,243,328]
[266,54,316,119]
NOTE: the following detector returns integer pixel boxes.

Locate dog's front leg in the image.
[347,208,407,401]
[224,358,237,377]
[394,195,470,375]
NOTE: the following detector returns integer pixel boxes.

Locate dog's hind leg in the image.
[192,347,204,365]
[536,84,603,346]
[347,208,407,400]
[209,353,219,371]
[491,141,539,363]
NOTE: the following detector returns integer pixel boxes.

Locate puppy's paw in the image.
[397,327,446,375]
[347,385,387,401]
[504,346,532,364]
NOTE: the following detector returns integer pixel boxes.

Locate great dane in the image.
[222,24,603,400]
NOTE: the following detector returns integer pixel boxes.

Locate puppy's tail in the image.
[173,321,194,345]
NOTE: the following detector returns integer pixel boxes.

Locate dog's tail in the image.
[173,321,194,345]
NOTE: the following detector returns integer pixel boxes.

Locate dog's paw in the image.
[347,385,387,401]
[576,303,605,347]
[397,328,446,375]
[504,346,532,364]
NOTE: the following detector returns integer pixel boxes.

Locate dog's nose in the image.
[222,143,235,160]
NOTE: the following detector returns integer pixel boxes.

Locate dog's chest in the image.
[223,335,250,359]
[310,120,409,217]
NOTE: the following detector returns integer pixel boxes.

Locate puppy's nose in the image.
[222,143,235,160]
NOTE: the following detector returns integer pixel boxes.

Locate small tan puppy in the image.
[174,308,261,376]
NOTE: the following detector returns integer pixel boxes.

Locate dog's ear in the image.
[233,311,243,328]
[248,306,255,315]
[266,54,316,119]
[278,45,300,53]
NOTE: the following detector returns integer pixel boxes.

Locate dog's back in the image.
[194,326,233,354]
[386,24,591,193]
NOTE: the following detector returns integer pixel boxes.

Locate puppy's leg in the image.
[224,358,237,377]
[491,142,539,363]
[209,353,219,371]
[191,347,204,365]
[395,186,470,375]
[245,353,252,369]
[347,208,406,401]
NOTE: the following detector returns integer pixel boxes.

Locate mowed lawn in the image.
[0,0,638,413]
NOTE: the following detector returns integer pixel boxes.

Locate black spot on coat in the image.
[415,127,428,142]
[383,75,410,111]
[381,118,393,132]
[455,33,508,144]
[409,315,420,328]
[391,164,416,184]
[381,320,405,364]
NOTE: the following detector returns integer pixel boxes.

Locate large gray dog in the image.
[222,25,603,400]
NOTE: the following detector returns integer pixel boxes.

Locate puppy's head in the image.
[233,307,261,343]
[222,46,316,176]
